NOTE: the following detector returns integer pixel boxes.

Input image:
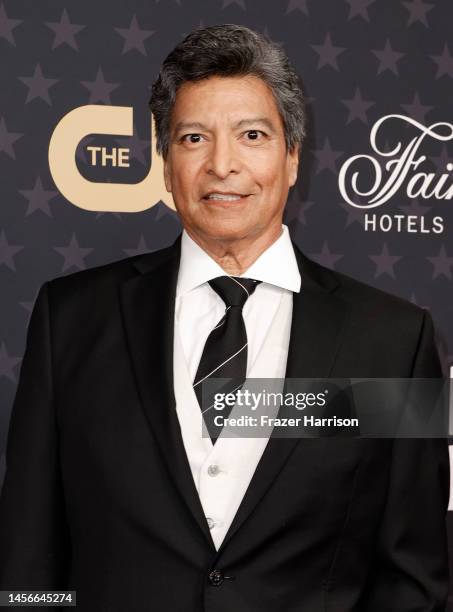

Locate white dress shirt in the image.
[173,224,301,550]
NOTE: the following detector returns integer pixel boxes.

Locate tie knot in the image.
[208,276,261,308]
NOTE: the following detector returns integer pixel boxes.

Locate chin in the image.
[198,221,254,243]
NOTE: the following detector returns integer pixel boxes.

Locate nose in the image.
[205,133,240,179]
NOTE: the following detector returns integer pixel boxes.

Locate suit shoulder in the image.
[294,243,425,324]
[299,251,426,330]
[44,241,177,300]
[319,263,441,376]
[330,265,427,327]
[335,266,416,306]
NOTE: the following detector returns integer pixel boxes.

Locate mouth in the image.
[202,192,251,204]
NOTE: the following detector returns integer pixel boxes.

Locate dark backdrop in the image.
[1,0,452,604]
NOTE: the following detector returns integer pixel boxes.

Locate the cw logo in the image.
[48,105,175,213]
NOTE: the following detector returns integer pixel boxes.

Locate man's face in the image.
[163,75,299,245]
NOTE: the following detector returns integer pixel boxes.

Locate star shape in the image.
[0,342,21,383]
[123,235,152,257]
[311,33,345,71]
[313,138,343,174]
[369,243,402,279]
[285,0,308,15]
[95,212,123,221]
[284,197,315,226]
[431,44,453,79]
[398,197,432,216]
[45,8,85,51]
[0,230,24,271]
[400,92,433,123]
[81,67,120,104]
[222,0,246,8]
[341,87,374,124]
[94,207,123,220]
[54,233,94,272]
[345,0,376,21]
[115,14,155,56]
[338,198,366,228]
[309,242,343,270]
[0,116,22,159]
[402,0,434,27]
[427,245,453,280]
[18,63,58,105]
[154,201,179,222]
[372,39,404,75]
[0,2,22,45]
[115,123,150,166]
[18,176,59,217]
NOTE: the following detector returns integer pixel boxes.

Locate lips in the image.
[202,191,249,201]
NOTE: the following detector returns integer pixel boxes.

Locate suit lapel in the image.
[216,242,351,554]
[119,235,215,550]
[285,245,351,379]
[119,233,351,555]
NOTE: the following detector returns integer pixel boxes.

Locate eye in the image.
[181,133,205,144]
[244,130,266,141]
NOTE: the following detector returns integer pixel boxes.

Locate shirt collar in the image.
[176,224,301,297]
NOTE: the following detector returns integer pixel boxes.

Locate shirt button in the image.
[206,517,216,530]
[208,569,224,586]
[207,464,220,476]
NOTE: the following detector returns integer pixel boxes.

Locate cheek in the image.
[247,151,286,185]
[253,166,284,193]
[172,167,194,197]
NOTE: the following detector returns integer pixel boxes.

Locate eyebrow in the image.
[173,117,276,135]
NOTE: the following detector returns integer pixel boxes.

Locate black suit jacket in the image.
[0,235,449,611]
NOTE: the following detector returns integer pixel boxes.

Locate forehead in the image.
[170,75,283,128]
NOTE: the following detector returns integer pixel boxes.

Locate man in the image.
[0,24,449,611]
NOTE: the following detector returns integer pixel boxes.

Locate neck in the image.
[185,224,284,276]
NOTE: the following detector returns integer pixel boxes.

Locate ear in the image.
[287,144,300,187]
[163,157,172,193]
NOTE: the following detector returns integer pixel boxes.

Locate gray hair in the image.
[148,24,306,159]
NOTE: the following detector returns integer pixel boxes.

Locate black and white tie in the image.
[193,276,261,443]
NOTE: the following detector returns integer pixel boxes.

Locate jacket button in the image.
[208,569,224,586]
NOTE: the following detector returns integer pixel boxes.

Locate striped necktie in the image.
[193,276,261,443]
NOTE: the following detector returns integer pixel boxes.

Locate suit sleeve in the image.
[361,310,450,611]
[0,282,70,589]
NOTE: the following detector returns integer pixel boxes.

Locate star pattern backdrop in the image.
[1,0,453,602]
